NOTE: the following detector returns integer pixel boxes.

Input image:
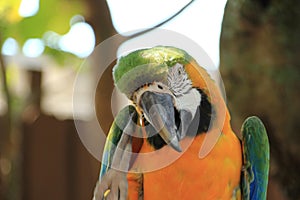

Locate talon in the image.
[104,189,110,198]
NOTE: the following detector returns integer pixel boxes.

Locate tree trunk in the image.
[85,0,119,134]
[220,0,300,199]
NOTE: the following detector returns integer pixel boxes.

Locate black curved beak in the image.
[140,91,182,152]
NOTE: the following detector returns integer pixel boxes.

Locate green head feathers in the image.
[113,46,193,98]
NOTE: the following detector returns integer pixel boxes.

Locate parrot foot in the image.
[94,133,133,200]
[93,168,128,200]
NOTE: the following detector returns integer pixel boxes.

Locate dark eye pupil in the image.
[157,85,163,89]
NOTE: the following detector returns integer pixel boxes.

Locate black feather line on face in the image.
[144,88,213,150]
[194,88,213,134]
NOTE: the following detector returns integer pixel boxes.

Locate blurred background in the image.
[0,0,299,200]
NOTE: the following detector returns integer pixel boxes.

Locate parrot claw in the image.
[96,106,137,200]
[93,169,128,200]
[94,136,131,200]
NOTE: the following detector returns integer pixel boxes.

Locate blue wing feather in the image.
[99,105,138,180]
[241,116,270,200]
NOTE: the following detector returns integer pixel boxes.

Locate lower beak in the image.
[140,91,182,152]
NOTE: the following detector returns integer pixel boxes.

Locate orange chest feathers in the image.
[127,129,242,200]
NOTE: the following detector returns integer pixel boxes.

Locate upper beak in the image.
[139,91,182,152]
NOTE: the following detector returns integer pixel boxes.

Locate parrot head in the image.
[113,46,210,152]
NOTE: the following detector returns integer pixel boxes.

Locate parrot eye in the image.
[157,84,163,90]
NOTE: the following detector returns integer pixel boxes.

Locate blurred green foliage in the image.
[1,0,86,44]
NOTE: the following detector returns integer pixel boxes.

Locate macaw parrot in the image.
[93,46,270,200]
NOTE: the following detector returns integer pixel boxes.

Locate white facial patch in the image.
[176,88,201,120]
[168,63,201,119]
[167,63,192,96]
